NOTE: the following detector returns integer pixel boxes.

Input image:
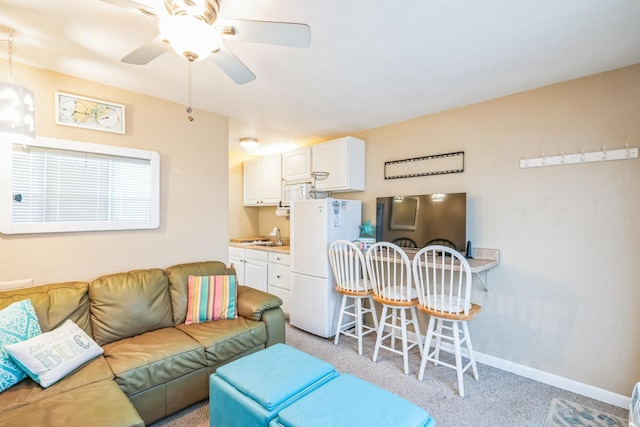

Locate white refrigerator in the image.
[290,198,362,338]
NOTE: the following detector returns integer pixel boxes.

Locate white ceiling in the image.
[2,0,640,153]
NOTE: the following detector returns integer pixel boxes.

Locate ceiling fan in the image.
[100,0,311,85]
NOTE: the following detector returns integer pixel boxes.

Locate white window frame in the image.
[0,136,160,234]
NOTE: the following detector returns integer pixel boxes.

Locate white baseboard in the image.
[380,325,630,409]
[474,351,630,409]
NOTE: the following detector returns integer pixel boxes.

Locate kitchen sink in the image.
[240,241,283,246]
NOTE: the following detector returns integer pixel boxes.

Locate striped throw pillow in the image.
[185,275,238,324]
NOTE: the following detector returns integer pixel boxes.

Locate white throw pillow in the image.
[5,319,103,388]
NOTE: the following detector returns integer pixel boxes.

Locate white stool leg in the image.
[433,319,444,363]
[372,305,388,362]
[462,321,479,380]
[355,297,364,355]
[391,308,398,349]
[334,294,348,346]
[452,321,464,397]
[419,316,436,381]
[409,306,423,356]
[400,308,410,375]
[368,296,379,330]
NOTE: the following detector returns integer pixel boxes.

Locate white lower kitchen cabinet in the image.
[268,252,291,316]
[228,247,268,292]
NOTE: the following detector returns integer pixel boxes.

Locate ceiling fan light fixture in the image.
[158,15,221,61]
[239,138,260,150]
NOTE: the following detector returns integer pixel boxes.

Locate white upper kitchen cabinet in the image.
[243,154,282,206]
[282,147,312,183]
[312,136,365,192]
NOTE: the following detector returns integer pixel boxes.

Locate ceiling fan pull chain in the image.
[187,60,194,121]
[6,33,14,82]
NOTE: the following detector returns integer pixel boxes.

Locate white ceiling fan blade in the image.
[219,19,310,48]
[122,34,170,65]
[210,43,256,85]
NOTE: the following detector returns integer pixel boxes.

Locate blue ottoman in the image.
[269,374,436,427]
[210,344,339,427]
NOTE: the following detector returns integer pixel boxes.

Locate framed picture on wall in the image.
[55,91,125,134]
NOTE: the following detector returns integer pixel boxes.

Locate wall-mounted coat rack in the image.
[520,144,638,168]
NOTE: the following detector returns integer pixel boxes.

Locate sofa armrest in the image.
[236,286,282,321]
[260,307,286,347]
[237,286,285,347]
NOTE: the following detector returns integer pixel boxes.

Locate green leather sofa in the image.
[0,261,285,426]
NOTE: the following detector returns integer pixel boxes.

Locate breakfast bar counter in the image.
[368,246,500,293]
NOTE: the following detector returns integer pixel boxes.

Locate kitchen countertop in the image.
[229,241,290,255]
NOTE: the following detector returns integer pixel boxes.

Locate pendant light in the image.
[0,29,35,141]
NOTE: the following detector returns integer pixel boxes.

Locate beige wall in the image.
[234,64,640,397]
[352,64,639,397]
[0,62,230,284]
[229,151,259,239]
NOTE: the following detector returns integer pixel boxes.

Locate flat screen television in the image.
[375,193,466,252]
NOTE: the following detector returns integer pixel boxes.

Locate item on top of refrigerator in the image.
[359,220,375,238]
[354,237,375,250]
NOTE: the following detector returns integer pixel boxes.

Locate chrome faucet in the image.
[269,227,282,245]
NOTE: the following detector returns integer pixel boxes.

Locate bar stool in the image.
[412,245,480,396]
[366,241,423,375]
[329,240,378,355]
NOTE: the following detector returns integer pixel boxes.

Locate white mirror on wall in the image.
[389,197,418,230]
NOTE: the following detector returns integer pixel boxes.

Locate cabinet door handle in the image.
[276,275,281,279]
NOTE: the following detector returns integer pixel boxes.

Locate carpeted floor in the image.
[151,321,629,427]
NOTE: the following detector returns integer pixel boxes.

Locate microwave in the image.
[280,183,313,207]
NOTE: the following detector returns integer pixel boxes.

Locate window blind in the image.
[12,146,151,223]
[0,137,160,234]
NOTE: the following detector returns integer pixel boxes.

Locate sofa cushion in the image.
[0,378,144,427]
[0,299,42,392]
[186,275,238,324]
[89,269,173,346]
[165,261,236,326]
[0,282,91,335]
[0,356,114,413]
[102,327,206,395]
[6,319,103,388]
[177,317,267,365]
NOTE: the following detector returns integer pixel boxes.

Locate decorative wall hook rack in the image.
[384,151,464,179]
[520,144,638,168]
